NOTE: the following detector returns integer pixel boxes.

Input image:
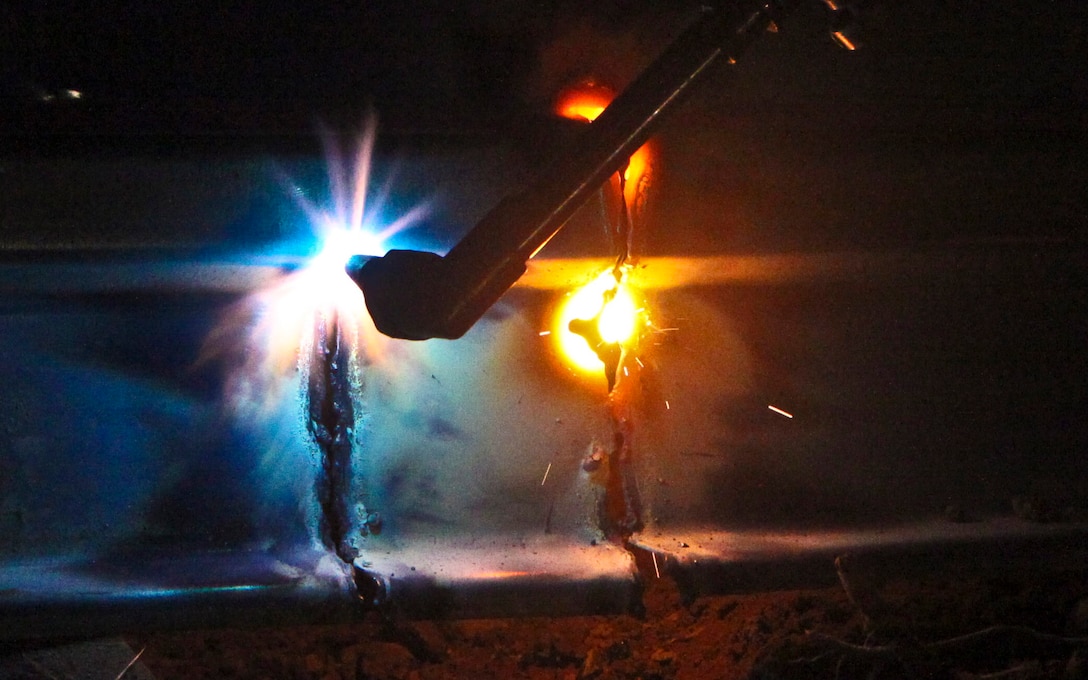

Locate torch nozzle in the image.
[346,0,801,341]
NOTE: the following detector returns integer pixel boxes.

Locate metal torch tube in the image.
[354,0,798,340]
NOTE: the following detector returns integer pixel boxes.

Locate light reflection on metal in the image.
[4,251,1028,297]
[631,520,1088,601]
[469,570,532,580]
[519,252,1021,291]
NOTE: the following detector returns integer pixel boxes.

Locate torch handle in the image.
[352,0,801,340]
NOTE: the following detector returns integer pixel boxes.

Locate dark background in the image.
[2,0,1087,252]
[4,1,1086,125]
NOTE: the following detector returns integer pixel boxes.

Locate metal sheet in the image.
[2,244,1084,640]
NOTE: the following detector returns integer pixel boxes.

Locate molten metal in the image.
[554,268,645,379]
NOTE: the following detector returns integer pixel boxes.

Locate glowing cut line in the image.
[555,82,652,205]
[768,404,794,419]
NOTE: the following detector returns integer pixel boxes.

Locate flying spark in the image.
[768,404,794,419]
[114,646,145,680]
[541,462,552,486]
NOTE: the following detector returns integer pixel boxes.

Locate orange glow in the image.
[555,82,614,123]
[469,570,532,580]
[521,253,919,291]
[554,267,645,375]
[832,31,857,51]
[550,83,655,381]
[621,144,650,206]
[554,82,652,211]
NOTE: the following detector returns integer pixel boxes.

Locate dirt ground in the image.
[128,559,1088,680]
